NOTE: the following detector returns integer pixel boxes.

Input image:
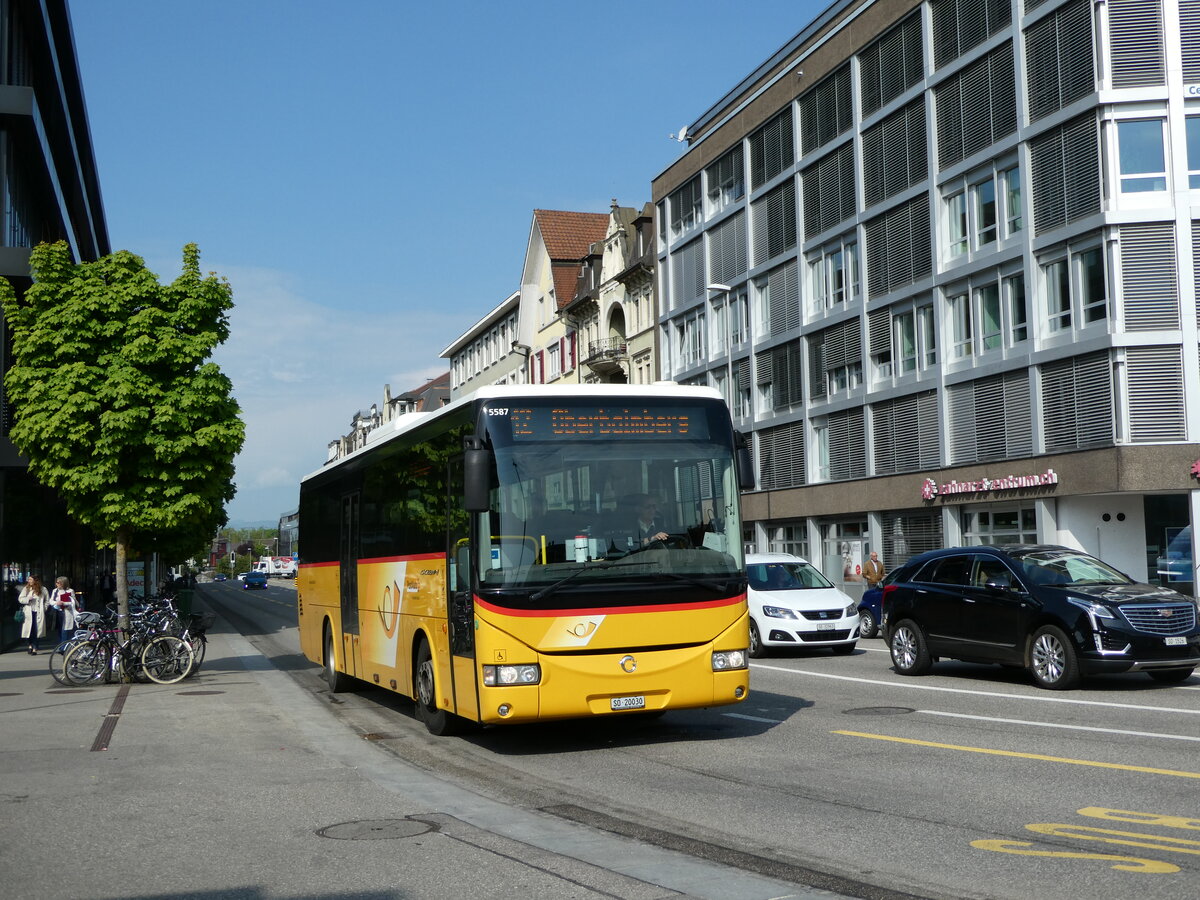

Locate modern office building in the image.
[653,0,1200,597]
[1,0,110,645]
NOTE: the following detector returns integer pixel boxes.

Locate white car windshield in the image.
[748,561,834,591]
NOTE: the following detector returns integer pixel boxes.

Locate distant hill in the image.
[226,519,278,530]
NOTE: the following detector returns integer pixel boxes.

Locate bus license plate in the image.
[1164,636,1186,646]
[610,695,645,711]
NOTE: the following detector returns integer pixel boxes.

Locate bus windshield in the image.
[476,398,744,599]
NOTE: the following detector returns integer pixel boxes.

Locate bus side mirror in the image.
[735,430,755,490]
[463,435,490,512]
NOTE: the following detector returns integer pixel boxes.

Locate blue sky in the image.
[69,0,824,527]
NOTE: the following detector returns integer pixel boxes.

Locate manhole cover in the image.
[843,706,915,716]
[176,691,225,696]
[317,819,433,841]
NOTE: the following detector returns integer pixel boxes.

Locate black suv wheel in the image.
[890,619,931,675]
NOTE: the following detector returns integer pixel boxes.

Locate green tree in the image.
[0,242,244,629]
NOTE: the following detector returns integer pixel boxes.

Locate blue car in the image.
[857,567,899,638]
[242,571,268,590]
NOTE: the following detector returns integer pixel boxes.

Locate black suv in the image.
[883,545,1200,690]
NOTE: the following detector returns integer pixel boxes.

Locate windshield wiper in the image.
[654,572,738,594]
[528,559,658,603]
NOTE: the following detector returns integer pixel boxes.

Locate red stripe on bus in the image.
[474,594,745,618]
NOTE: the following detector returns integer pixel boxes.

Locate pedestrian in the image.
[863,550,886,588]
[18,574,50,655]
[49,576,80,643]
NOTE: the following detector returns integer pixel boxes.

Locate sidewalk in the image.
[0,605,828,900]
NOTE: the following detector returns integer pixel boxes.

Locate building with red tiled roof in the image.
[520,209,609,385]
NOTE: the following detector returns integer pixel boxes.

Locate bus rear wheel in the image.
[415,637,461,736]
[324,628,352,693]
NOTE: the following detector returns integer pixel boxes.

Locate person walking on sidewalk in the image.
[49,576,80,643]
[18,574,49,655]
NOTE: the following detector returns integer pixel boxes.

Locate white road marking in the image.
[750,663,1200,715]
[918,709,1200,742]
[722,712,784,724]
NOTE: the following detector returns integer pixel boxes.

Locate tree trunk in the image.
[115,526,131,639]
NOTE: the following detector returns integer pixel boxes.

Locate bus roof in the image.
[301,382,725,484]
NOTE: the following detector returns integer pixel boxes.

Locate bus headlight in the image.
[483,664,541,686]
[711,650,747,671]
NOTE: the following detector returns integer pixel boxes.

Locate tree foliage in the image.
[0,242,244,625]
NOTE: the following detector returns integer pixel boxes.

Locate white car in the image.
[746,552,860,657]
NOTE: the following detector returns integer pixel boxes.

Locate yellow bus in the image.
[297,384,751,734]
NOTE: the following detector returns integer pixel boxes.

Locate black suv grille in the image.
[800,609,843,621]
[1119,603,1197,636]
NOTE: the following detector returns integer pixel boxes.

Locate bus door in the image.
[339,491,361,677]
[447,455,479,721]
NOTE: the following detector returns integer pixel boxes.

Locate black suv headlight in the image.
[1067,597,1117,627]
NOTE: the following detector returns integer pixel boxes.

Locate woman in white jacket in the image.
[18,574,49,655]
[49,576,80,643]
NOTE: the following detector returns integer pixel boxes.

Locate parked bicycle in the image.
[57,608,194,686]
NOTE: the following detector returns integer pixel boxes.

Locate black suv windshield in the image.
[1014,549,1132,587]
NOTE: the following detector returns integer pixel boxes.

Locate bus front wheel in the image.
[415,637,460,736]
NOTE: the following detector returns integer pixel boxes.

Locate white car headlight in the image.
[844,602,858,617]
[712,650,747,671]
[762,605,798,619]
[483,664,541,686]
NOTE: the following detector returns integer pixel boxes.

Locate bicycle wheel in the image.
[186,633,207,671]
[49,637,87,686]
[140,635,194,685]
[61,641,110,686]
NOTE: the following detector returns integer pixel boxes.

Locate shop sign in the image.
[1191,459,1200,480]
[922,468,1059,501]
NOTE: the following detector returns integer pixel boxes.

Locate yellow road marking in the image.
[970,840,1179,873]
[833,730,1200,779]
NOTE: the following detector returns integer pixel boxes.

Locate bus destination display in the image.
[496,405,709,440]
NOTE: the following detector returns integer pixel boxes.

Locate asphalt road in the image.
[201,581,1200,900]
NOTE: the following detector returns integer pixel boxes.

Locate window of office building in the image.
[670,238,704,310]
[755,261,799,337]
[708,212,747,288]
[756,340,804,412]
[749,107,794,190]
[1108,0,1165,88]
[673,311,706,371]
[669,176,702,239]
[964,507,1037,545]
[751,178,797,265]
[807,236,859,315]
[880,511,943,569]
[1187,118,1200,189]
[706,145,745,215]
[812,410,866,483]
[861,99,926,208]
[943,162,1021,260]
[1006,272,1028,343]
[758,420,806,489]
[1127,346,1186,442]
[935,42,1017,169]
[1041,238,1108,333]
[821,520,869,588]
[808,317,862,401]
[801,142,855,239]
[1040,351,1114,452]
[1025,0,1095,123]
[1120,222,1179,331]
[1116,119,1167,194]
[865,195,933,298]
[798,64,852,154]
[873,390,940,476]
[948,291,973,359]
[859,11,923,115]
[731,357,752,418]
[728,286,750,345]
[948,369,1033,463]
[767,522,810,559]
[931,0,1011,69]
